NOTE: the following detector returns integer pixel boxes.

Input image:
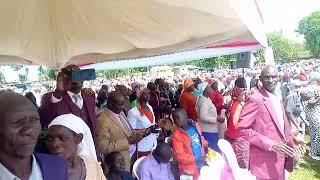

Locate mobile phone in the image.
[72,69,96,82]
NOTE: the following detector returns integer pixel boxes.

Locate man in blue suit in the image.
[0,91,68,180]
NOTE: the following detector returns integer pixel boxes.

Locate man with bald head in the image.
[238,65,303,180]
[0,91,68,180]
[96,91,146,171]
[39,64,97,135]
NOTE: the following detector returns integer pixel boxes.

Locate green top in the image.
[131,99,137,108]
[193,89,200,97]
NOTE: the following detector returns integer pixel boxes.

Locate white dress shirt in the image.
[0,155,43,180]
[267,91,285,133]
[51,91,83,109]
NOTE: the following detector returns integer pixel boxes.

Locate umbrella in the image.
[0,0,267,69]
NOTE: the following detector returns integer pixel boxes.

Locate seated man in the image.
[137,143,175,180]
[0,91,68,180]
[171,108,207,180]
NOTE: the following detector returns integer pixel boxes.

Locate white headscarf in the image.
[48,114,98,161]
[198,82,208,95]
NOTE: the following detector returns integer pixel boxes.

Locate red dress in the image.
[226,100,249,168]
[226,100,242,139]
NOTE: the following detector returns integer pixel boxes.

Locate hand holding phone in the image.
[149,124,161,134]
[72,69,96,82]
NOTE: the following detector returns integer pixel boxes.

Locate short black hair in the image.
[105,151,122,166]
[235,77,247,89]
[153,143,172,156]
[147,82,157,91]
[210,81,219,90]
[107,91,123,105]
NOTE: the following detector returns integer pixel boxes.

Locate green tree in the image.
[38,65,47,81]
[9,64,24,71]
[97,67,150,79]
[47,69,57,80]
[0,71,5,85]
[253,49,265,63]
[297,11,320,58]
[18,74,27,83]
[38,66,57,81]
[268,32,298,63]
[191,55,236,68]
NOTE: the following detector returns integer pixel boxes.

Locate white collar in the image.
[0,155,43,180]
[266,91,278,99]
[67,91,82,97]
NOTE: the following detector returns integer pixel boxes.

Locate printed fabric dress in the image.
[301,89,320,158]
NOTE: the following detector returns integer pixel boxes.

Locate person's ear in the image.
[75,133,83,145]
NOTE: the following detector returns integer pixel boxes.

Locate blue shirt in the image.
[186,126,203,170]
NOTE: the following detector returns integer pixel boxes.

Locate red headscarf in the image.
[230,87,245,100]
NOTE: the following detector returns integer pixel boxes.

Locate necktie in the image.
[73,94,82,108]
[118,114,132,135]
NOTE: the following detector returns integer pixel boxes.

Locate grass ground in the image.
[289,135,320,180]
[289,155,320,180]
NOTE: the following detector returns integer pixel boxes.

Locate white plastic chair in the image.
[132,156,146,180]
[218,139,256,180]
[218,139,239,170]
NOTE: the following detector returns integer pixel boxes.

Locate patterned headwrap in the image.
[230,87,245,100]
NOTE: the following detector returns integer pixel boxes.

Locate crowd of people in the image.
[0,59,319,180]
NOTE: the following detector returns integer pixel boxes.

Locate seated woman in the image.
[46,114,106,180]
[105,152,134,180]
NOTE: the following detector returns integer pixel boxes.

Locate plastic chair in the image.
[132,156,146,180]
[218,139,256,180]
[218,139,239,170]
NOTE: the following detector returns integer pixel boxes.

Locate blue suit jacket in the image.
[34,153,68,180]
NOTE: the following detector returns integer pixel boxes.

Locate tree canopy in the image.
[298,11,320,58]
[38,66,57,81]
[0,71,5,85]
[267,32,299,63]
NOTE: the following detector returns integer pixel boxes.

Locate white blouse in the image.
[128,104,158,152]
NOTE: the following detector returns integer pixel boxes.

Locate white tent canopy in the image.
[0,0,267,69]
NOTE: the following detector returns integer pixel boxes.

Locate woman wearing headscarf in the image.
[226,86,249,168]
[127,87,158,158]
[46,114,106,180]
[300,72,320,160]
[196,82,225,152]
[180,79,198,122]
